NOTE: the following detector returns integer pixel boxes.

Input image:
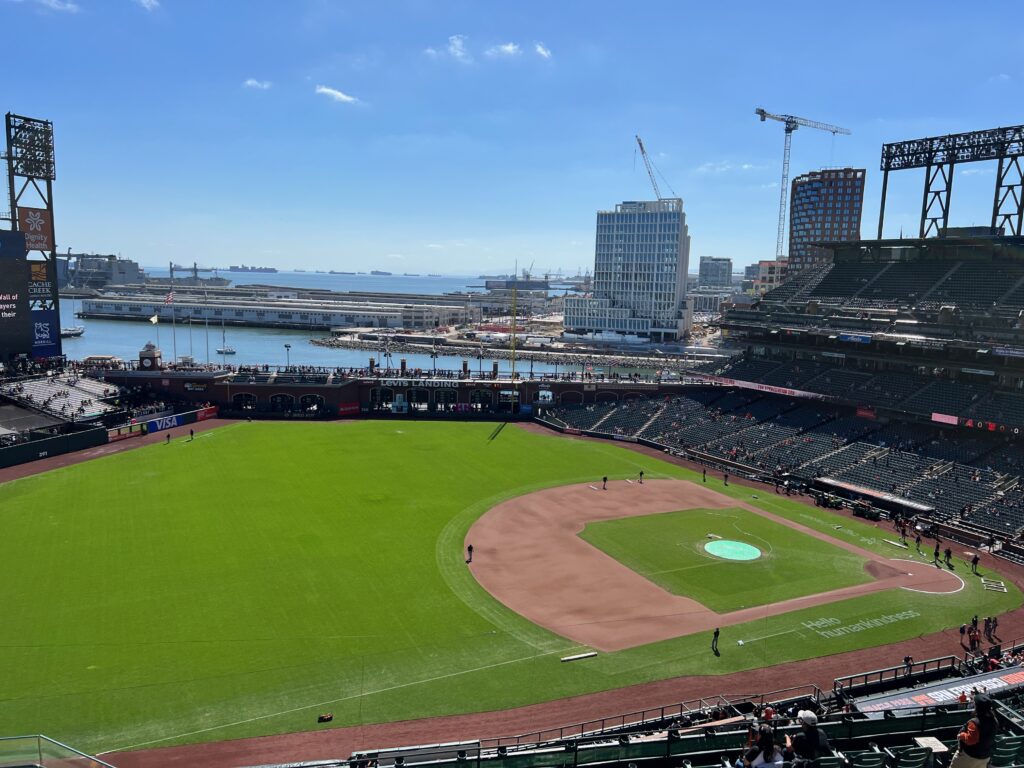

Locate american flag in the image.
[164,291,174,304]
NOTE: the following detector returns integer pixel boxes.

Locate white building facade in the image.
[564,199,691,343]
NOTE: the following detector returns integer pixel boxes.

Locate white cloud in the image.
[447,34,472,63]
[426,243,444,249]
[133,0,159,10]
[534,42,552,59]
[30,0,79,12]
[486,42,521,57]
[989,73,1012,83]
[243,78,272,90]
[315,84,358,103]
[423,47,439,57]
[695,160,763,174]
[961,167,992,176]
[387,253,406,261]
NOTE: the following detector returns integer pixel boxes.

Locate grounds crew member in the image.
[950,694,999,768]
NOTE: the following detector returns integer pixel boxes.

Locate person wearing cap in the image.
[785,710,830,763]
[950,694,999,768]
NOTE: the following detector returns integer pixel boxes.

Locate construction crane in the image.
[635,135,663,200]
[755,107,851,260]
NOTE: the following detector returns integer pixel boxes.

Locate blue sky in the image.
[4,0,1021,274]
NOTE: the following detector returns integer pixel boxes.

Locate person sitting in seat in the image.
[737,724,784,768]
[785,710,830,763]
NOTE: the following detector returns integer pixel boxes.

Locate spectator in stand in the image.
[949,695,999,768]
[736,725,784,768]
[784,710,830,762]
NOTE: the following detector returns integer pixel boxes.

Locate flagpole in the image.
[169,261,177,363]
[204,288,210,366]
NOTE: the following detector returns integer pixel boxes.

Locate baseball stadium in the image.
[6,118,1024,768]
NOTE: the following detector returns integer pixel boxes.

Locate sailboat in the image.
[216,318,236,355]
[62,294,85,338]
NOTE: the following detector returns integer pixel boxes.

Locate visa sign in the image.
[146,414,181,433]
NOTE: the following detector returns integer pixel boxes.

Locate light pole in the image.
[284,343,291,368]
[431,344,438,377]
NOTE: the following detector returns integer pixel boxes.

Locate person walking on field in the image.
[712,627,720,654]
[703,468,707,483]
[602,476,608,490]
[972,553,981,574]
[466,544,473,564]
[949,694,999,768]
[915,532,923,554]
[639,470,644,484]
[724,472,729,487]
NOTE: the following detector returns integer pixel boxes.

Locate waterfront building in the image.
[564,198,691,343]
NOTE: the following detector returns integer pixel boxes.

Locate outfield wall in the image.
[0,426,107,469]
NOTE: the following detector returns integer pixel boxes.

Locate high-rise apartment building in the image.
[698,256,732,288]
[564,198,691,342]
[788,168,865,271]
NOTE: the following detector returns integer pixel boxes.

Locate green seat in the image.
[990,735,1024,768]
[847,751,887,768]
[892,746,931,768]
[817,757,844,768]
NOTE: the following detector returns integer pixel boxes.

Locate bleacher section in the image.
[542,384,1024,538]
[0,375,119,421]
[803,261,882,305]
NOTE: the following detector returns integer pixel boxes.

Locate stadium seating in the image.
[853,372,927,409]
[0,375,118,421]
[901,380,989,417]
[804,261,882,305]
[970,392,1024,426]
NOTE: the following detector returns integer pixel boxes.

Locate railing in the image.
[833,655,963,697]
[479,685,822,750]
[0,735,117,767]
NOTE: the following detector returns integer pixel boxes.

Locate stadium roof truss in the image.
[877,124,1024,239]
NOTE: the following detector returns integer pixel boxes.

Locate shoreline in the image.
[309,335,718,372]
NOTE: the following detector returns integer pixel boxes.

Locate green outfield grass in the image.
[0,421,1018,754]
[580,507,872,612]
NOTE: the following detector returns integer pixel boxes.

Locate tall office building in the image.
[698,256,732,288]
[788,168,865,272]
[564,198,691,342]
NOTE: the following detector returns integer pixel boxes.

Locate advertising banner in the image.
[702,375,836,403]
[17,208,54,252]
[30,308,60,358]
[144,414,182,434]
[108,424,145,442]
[838,333,872,344]
[0,260,32,358]
[196,406,219,421]
[0,231,27,260]
[931,412,959,426]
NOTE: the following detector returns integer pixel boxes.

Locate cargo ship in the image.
[370,270,392,276]
[228,265,278,273]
